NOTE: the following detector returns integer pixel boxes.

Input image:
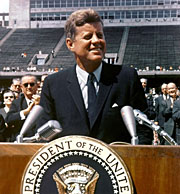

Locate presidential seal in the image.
[21,136,134,194]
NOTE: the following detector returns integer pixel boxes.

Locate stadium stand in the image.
[0,28,64,71]
[0,27,10,41]
[123,26,180,71]
[50,39,75,69]
[104,26,124,54]
[1,26,180,76]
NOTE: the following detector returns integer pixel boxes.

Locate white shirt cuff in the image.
[20,110,26,120]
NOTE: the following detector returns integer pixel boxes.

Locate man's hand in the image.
[22,101,35,116]
[32,94,40,105]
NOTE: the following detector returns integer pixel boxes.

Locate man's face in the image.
[141,82,147,89]
[12,80,21,92]
[67,22,106,72]
[168,84,177,98]
[21,76,38,99]
[161,86,167,95]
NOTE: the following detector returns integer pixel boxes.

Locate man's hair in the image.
[21,74,37,83]
[65,8,103,40]
[12,78,20,84]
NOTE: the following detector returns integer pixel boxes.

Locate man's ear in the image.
[66,38,74,52]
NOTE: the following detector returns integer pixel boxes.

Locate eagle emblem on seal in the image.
[53,163,99,194]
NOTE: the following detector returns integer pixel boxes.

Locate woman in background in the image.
[0,90,15,141]
[0,90,15,120]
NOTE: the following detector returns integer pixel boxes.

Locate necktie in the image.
[87,73,97,123]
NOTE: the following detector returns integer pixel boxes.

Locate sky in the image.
[0,0,9,13]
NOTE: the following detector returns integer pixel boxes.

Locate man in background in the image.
[154,83,168,144]
[161,82,178,144]
[6,74,40,142]
[140,78,149,96]
[10,78,21,98]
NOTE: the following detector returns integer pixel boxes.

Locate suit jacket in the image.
[0,114,6,141]
[162,98,175,136]
[0,108,7,120]
[6,94,36,142]
[39,62,152,144]
[154,95,166,128]
[172,99,180,145]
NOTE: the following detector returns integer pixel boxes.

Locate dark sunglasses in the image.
[14,85,20,88]
[4,96,14,99]
[23,83,36,87]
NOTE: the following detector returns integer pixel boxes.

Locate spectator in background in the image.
[154,83,168,144]
[172,87,180,145]
[10,78,21,98]
[140,78,149,96]
[161,82,178,145]
[40,74,48,93]
[36,74,48,94]
[140,78,156,121]
[0,90,15,141]
[0,90,15,120]
[6,74,40,142]
[51,49,55,58]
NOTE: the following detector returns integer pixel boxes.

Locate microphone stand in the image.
[16,134,37,143]
[131,136,139,145]
[16,135,23,143]
[136,117,178,145]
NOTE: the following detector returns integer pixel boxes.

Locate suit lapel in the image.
[67,66,89,125]
[20,95,28,110]
[90,62,116,128]
[90,82,112,128]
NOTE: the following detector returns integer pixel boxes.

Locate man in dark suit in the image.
[154,83,168,144]
[172,98,180,145]
[39,8,152,144]
[6,74,40,142]
[155,83,168,127]
[162,82,178,144]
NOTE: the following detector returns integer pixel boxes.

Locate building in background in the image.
[0,13,9,27]
[8,0,180,29]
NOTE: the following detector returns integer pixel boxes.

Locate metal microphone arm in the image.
[16,120,62,143]
[134,109,178,145]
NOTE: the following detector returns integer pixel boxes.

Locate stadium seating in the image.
[0,27,10,40]
[1,26,180,72]
[104,26,124,54]
[0,28,64,71]
[123,26,180,70]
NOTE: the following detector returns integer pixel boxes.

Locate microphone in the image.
[22,120,62,143]
[16,105,44,143]
[133,109,153,127]
[120,106,139,145]
[133,109,178,145]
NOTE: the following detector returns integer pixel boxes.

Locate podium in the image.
[0,143,179,194]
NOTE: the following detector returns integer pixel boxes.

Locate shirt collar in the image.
[76,63,102,84]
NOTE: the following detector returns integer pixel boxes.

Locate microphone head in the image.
[37,120,62,141]
[20,105,44,136]
[133,109,152,127]
[121,106,137,137]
